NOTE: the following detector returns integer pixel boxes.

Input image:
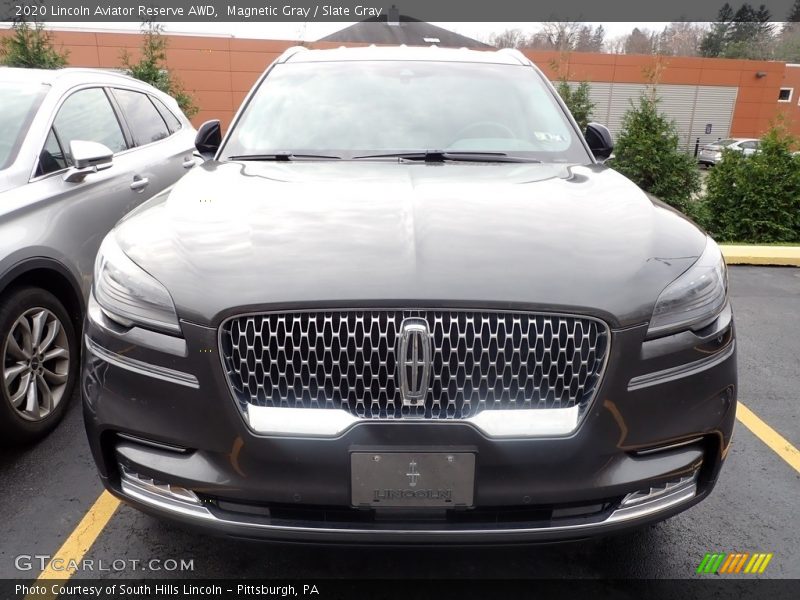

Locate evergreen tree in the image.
[0,20,68,68]
[608,91,700,212]
[777,0,800,59]
[591,26,605,52]
[624,28,656,54]
[789,0,800,21]
[121,21,198,118]
[700,3,735,57]
[555,80,595,132]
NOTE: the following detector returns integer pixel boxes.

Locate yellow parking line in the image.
[737,402,800,474]
[26,491,120,599]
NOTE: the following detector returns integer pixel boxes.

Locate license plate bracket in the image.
[351,452,475,508]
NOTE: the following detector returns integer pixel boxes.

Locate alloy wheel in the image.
[2,307,70,421]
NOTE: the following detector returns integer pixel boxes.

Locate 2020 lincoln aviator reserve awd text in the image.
[82,46,737,543]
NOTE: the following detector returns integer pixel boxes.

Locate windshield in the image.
[716,139,738,147]
[0,82,48,171]
[221,61,589,163]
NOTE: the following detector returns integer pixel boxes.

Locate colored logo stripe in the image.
[698,552,773,574]
[745,553,774,574]
[696,553,712,573]
[719,553,737,573]
[733,553,750,573]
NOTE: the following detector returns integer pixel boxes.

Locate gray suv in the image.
[83,47,736,543]
[1,67,196,443]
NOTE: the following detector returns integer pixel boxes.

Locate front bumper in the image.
[698,151,722,166]
[82,296,737,543]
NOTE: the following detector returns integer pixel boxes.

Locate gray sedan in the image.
[698,137,760,166]
[0,67,197,444]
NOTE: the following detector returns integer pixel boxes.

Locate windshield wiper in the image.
[352,150,541,163]
[226,152,341,161]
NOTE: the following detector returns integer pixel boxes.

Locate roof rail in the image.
[58,67,140,82]
[276,45,309,64]
[497,47,530,66]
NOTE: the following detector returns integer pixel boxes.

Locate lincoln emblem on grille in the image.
[398,318,432,407]
[406,460,421,487]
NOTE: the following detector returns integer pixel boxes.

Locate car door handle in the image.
[130,176,150,191]
[182,158,196,169]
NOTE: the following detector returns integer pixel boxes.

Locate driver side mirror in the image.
[195,120,221,160]
[585,123,614,161]
[63,140,113,183]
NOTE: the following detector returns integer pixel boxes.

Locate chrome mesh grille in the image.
[220,311,609,420]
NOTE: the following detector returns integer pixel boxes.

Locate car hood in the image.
[114,160,707,328]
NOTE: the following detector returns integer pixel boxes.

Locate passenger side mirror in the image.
[195,120,221,160]
[63,140,113,183]
[585,123,614,161]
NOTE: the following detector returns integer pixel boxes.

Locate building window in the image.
[778,88,793,102]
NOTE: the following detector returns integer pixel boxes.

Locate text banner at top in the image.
[2,0,800,23]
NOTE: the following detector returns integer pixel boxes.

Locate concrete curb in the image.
[720,245,800,266]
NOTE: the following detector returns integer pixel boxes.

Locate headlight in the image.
[93,234,180,334]
[647,238,728,337]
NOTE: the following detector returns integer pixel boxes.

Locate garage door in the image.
[565,81,738,154]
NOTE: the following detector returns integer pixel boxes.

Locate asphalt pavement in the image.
[0,266,797,580]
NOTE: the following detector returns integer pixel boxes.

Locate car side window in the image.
[35,128,68,177]
[51,88,128,166]
[113,89,170,145]
[150,96,183,134]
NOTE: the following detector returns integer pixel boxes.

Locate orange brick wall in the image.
[1,29,796,138]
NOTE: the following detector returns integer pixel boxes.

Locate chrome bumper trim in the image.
[120,466,209,519]
[85,335,199,389]
[244,404,581,438]
[627,340,735,391]
[607,476,698,523]
[118,477,698,537]
[634,437,704,456]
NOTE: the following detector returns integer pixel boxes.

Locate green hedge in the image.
[690,127,800,244]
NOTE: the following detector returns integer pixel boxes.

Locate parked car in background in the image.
[83,46,736,543]
[1,67,197,444]
[698,138,760,167]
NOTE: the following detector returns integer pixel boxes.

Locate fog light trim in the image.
[119,465,202,507]
[607,472,698,523]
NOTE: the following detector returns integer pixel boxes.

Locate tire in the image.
[0,286,78,445]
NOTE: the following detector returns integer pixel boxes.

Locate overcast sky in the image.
[11,21,672,43]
